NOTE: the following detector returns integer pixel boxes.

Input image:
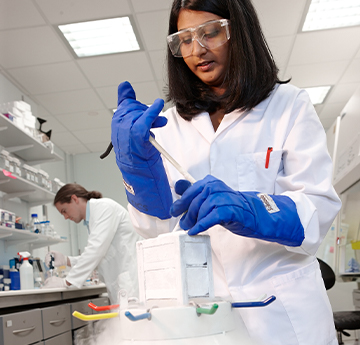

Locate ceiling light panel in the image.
[302,0,360,32]
[58,17,140,57]
[304,86,332,104]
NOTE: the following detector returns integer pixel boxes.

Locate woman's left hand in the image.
[170,175,304,247]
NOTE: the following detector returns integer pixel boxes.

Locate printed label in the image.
[123,179,135,195]
[257,193,280,214]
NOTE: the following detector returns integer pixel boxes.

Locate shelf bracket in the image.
[3,189,36,201]
[26,158,56,166]
[4,238,39,251]
[5,144,34,153]
[0,233,13,240]
[0,126,8,132]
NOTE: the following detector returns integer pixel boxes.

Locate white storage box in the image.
[9,157,21,177]
[37,169,50,189]
[22,164,39,184]
[136,230,214,306]
[51,178,65,193]
[0,150,11,171]
[0,209,16,228]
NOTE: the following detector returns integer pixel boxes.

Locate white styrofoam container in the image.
[136,230,214,306]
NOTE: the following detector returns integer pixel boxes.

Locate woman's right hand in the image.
[111,81,167,167]
[45,251,67,267]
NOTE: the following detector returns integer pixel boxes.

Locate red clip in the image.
[265,147,273,169]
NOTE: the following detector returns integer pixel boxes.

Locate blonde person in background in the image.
[42,183,142,304]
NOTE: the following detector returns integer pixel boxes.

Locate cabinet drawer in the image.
[90,296,110,313]
[73,324,93,343]
[0,309,42,345]
[44,331,72,345]
[42,304,71,339]
[353,290,360,308]
[70,300,92,330]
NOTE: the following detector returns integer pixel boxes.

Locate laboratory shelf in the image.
[0,169,55,205]
[0,225,67,251]
[0,114,63,165]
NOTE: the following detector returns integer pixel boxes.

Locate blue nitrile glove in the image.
[111,81,172,219]
[170,175,304,247]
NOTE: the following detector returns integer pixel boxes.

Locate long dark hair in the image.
[166,0,289,120]
[54,183,102,205]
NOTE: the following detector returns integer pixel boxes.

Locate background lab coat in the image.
[127,83,342,345]
[67,198,142,304]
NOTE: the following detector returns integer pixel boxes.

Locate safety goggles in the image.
[167,19,230,58]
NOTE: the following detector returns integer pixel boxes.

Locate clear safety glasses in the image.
[167,19,230,58]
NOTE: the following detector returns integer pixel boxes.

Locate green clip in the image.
[196,303,219,315]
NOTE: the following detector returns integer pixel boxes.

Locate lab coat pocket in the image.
[236,150,282,192]
[271,260,336,344]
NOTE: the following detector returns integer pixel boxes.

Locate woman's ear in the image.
[71,194,78,203]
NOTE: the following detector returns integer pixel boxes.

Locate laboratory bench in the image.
[0,284,109,345]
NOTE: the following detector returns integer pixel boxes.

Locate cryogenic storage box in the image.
[136,230,214,306]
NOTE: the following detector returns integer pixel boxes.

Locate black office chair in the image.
[318,258,360,344]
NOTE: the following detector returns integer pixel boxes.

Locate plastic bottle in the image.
[18,252,34,290]
[29,214,40,233]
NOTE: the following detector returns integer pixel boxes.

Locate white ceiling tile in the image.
[35,0,131,24]
[320,118,336,131]
[73,128,111,144]
[136,10,169,51]
[7,62,91,95]
[0,27,72,68]
[285,60,349,87]
[55,110,112,131]
[96,86,118,109]
[36,89,105,115]
[51,130,84,148]
[289,27,360,66]
[267,36,295,75]
[85,142,113,153]
[77,52,155,87]
[253,0,307,37]
[131,0,172,12]
[132,81,164,104]
[327,83,359,104]
[149,50,167,81]
[340,58,360,84]
[318,102,345,119]
[96,80,163,109]
[59,144,90,155]
[34,113,68,134]
[0,1,46,29]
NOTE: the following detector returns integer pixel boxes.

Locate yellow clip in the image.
[72,311,119,321]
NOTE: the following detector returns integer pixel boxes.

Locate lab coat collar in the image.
[191,110,247,143]
[83,201,90,233]
[190,84,279,142]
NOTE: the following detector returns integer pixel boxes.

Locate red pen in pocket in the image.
[265,147,273,169]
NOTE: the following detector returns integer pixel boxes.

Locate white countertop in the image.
[0,283,106,297]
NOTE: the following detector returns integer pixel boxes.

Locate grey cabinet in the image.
[0,309,43,345]
[41,304,71,340]
[44,331,72,345]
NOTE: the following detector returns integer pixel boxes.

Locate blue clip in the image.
[125,310,151,321]
[232,295,276,308]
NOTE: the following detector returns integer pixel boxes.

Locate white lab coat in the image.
[128,84,341,345]
[66,198,142,304]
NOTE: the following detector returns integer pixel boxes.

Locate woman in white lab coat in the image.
[110,0,342,343]
[43,183,141,304]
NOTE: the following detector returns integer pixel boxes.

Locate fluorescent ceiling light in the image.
[302,0,360,31]
[58,17,140,57]
[304,86,331,104]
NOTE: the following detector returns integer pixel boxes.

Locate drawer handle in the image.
[49,318,66,325]
[13,326,36,334]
